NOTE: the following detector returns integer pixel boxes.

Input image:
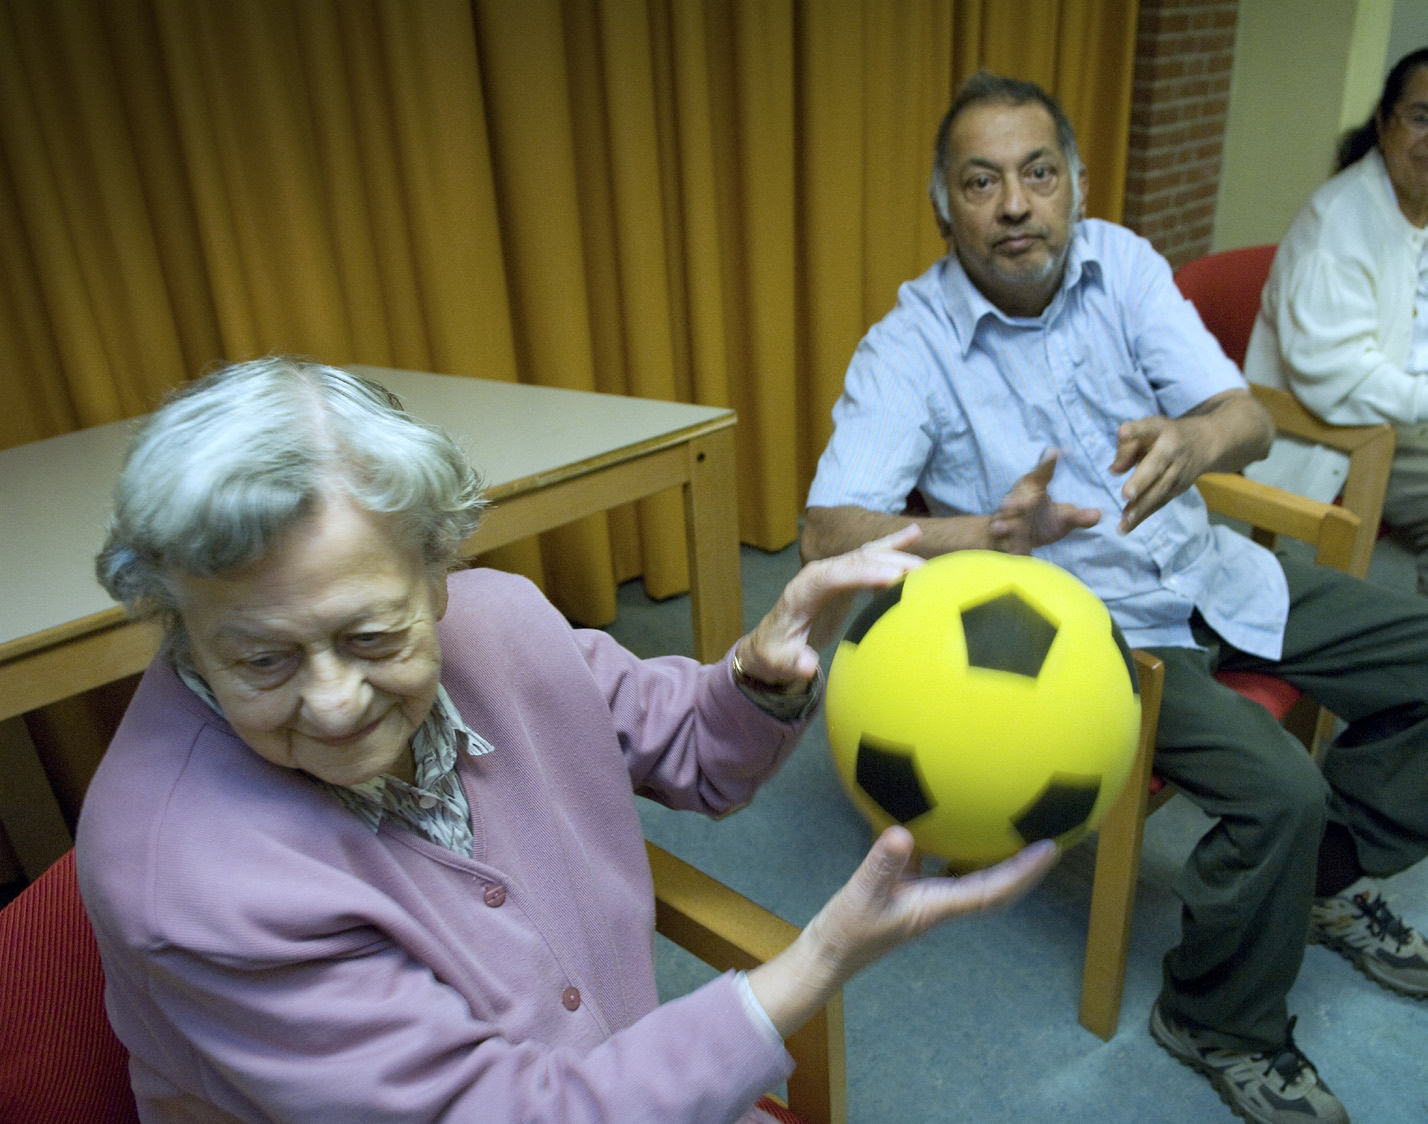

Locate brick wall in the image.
[1122,0,1238,270]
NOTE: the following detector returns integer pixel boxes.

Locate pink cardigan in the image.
[78,568,809,1123]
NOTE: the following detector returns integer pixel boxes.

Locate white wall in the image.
[1212,0,1396,251]
[1387,0,1428,76]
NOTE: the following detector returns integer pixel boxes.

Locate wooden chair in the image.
[1171,244,1277,369]
[1077,472,1361,1041]
[0,846,846,1124]
[1243,385,1395,581]
[648,841,847,1124]
[1173,246,1396,581]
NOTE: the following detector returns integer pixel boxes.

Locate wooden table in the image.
[0,367,742,878]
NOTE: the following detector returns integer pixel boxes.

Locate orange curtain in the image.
[0,0,1136,617]
[0,0,1137,883]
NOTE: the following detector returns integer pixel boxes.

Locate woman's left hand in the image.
[747,826,1059,1038]
[732,525,925,689]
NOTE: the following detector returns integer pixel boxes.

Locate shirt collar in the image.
[940,224,1101,356]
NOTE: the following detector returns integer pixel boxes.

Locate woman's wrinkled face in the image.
[174,489,447,787]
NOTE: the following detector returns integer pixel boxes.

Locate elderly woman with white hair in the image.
[76,358,1055,1124]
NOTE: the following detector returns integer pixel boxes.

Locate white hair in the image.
[97,357,485,657]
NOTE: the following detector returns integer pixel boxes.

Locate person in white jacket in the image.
[1245,46,1428,593]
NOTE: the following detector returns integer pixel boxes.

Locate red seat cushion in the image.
[0,850,139,1124]
[1212,670,1303,721]
[756,1094,811,1124]
[1172,245,1277,368]
[1149,671,1303,796]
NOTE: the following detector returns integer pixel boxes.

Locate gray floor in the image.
[606,536,1428,1124]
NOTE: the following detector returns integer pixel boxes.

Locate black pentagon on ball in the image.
[855,735,935,823]
[842,581,904,645]
[961,591,1058,678]
[1011,773,1101,844]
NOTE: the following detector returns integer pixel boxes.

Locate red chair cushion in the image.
[1212,670,1302,721]
[1148,671,1303,796]
[1172,244,1277,368]
[0,850,139,1124]
[756,1094,811,1124]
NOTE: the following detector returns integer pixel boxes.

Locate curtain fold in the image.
[0,0,1137,614]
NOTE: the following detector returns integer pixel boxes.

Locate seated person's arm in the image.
[801,503,986,562]
[1111,387,1274,533]
[748,822,1055,1039]
[803,452,1102,563]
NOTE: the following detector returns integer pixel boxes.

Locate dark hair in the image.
[1336,46,1428,171]
[929,71,1082,226]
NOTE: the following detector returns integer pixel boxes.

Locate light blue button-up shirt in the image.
[807,219,1289,658]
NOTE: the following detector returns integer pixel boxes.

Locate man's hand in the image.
[988,451,1101,554]
[1110,389,1274,534]
[1110,415,1210,533]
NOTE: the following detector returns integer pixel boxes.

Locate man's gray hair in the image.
[929,71,1083,227]
[97,357,486,655]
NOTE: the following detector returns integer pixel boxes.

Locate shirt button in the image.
[418,795,438,809]
[483,884,506,908]
[561,986,581,1011]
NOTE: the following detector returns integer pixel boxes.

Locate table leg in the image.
[683,427,744,664]
[0,714,73,879]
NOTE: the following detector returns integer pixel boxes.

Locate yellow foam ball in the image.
[826,550,1141,872]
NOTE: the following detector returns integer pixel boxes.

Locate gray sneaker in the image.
[1149,1002,1349,1124]
[1310,878,1428,998]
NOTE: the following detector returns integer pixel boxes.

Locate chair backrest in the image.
[0,850,139,1124]
[1172,244,1277,368]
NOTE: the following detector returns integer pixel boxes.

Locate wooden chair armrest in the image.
[1248,385,1395,576]
[647,841,847,1124]
[1196,472,1361,573]
[1249,385,1394,455]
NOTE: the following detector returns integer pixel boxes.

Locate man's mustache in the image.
[993,227,1050,246]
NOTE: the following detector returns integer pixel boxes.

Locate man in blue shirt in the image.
[803,72,1428,1124]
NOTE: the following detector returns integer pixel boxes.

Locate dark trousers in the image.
[1145,554,1428,1051]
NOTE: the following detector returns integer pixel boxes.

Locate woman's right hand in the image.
[731,525,926,689]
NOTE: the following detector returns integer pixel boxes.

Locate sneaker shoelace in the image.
[1264,1017,1313,1090]
[1350,891,1413,951]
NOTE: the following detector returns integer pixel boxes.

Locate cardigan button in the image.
[483,884,506,908]
[561,986,581,1011]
